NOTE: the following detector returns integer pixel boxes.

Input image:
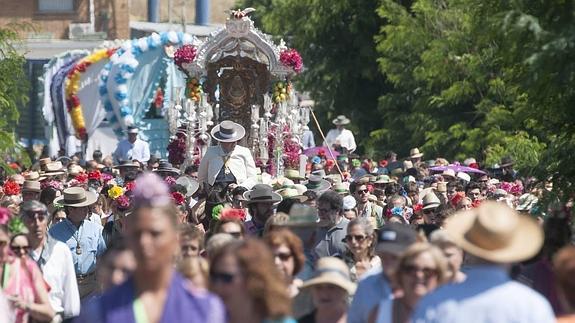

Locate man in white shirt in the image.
[323,115,357,153]
[20,201,80,321]
[113,126,150,163]
[412,202,555,323]
[198,120,257,191]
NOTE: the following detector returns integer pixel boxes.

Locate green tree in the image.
[0,24,29,172]
[236,0,388,153]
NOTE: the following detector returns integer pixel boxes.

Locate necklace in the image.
[66,220,83,255]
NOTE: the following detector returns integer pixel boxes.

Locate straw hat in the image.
[114,160,141,170]
[445,201,543,263]
[409,148,424,159]
[301,257,356,294]
[442,169,456,179]
[210,120,246,142]
[375,175,392,184]
[333,182,350,195]
[21,180,41,193]
[332,115,351,126]
[457,172,471,183]
[243,184,282,204]
[284,169,305,181]
[68,164,84,176]
[23,171,46,182]
[53,187,98,207]
[422,192,441,210]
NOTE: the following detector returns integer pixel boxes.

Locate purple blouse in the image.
[74,272,226,323]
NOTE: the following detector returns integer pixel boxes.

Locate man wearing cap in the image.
[198,120,257,191]
[20,201,80,320]
[348,223,417,323]
[412,202,554,323]
[49,187,107,299]
[323,115,356,154]
[113,126,150,163]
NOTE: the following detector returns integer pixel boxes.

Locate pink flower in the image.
[174,45,197,71]
[115,195,131,210]
[164,176,176,186]
[280,49,303,73]
[0,207,11,225]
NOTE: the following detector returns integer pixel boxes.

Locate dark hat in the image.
[305,174,331,192]
[500,156,515,168]
[243,184,282,204]
[376,223,417,255]
[127,126,139,134]
[153,161,181,177]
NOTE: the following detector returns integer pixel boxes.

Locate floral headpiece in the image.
[132,173,172,207]
[171,191,186,206]
[114,195,131,211]
[41,180,64,191]
[164,176,176,186]
[108,185,125,199]
[75,173,88,184]
[220,208,247,222]
[88,170,101,181]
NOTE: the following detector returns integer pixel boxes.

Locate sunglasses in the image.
[403,265,438,279]
[358,189,369,194]
[23,212,47,223]
[344,234,367,243]
[275,252,293,261]
[210,271,237,284]
[10,245,29,253]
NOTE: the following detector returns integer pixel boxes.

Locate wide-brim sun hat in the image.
[305,175,331,192]
[153,161,181,177]
[410,148,424,159]
[176,176,199,197]
[210,120,246,143]
[284,169,305,180]
[21,180,41,193]
[332,115,351,126]
[53,187,98,207]
[283,204,320,227]
[301,257,356,294]
[244,184,282,204]
[445,201,543,263]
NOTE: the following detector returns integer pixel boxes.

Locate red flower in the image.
[413,203,423,212]
[220,208,246,222]
[87,170,101,181]
[171,191,185,206]
[75,173,88,183]
[125,181,135,192]
[3,181,20,196]
[71,95,80,107]
[174,45,197,71]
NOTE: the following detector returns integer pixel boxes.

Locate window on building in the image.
[38,0,74,12]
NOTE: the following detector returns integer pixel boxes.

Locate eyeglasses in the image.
[344,234,367,243]
[275,252,293,261]
[10,245,29,253]
[23,212,47,223]
[403,265,438,279]
[209,271,237,284]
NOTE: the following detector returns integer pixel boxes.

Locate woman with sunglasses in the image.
[264,229,310,318]
[368,242,448,323]
[209,238,295,323]
[75,173,225,323]
[0,226,55,323]
[344,217,381,282]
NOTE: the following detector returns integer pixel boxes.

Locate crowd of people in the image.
[0,116,574,323]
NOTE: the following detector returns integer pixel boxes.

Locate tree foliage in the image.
[0,23,29,171]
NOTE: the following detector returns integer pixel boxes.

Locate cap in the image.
[376,223,417,255]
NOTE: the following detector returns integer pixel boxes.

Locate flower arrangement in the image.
[75,173,88,184]
[283,136,301,169]
[0,207,11,225]
[174,45,197,73]
[115,195,131,211]
[3,181,20,196]
[500,181,523,196]
[164,176,176,186]
[125,181,136,192]
[220,208,247,222]
[87,170,101,181]
[66,48,116,140]
[101,173,114,183]
[167,132,187,166]
[171,191,185,206]
[41,180,64,191]
[279,48,303,73]
[108,185,125,199]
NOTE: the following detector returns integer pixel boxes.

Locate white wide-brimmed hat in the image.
[210,120,246,143]
[409,148,424,159]
[53,187,98,207]
[332,115,350,126]
[445,201,543,263]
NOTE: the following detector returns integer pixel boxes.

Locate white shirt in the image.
[323,128,356,152]
[198,145,257,189]
[301,129,315,149]
[412,266,555,323]
[113,137,150,163]
[30,234,81,318]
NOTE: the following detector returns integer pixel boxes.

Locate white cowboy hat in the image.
[332,115,350,126]
[445,201,543,263]
[301,257,356,294]
[409,148,424,159]
[53,187,98,208]
[210,120,246,143]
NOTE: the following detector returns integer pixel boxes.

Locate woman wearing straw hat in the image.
[298,257,356,323]
[198,120,257,192]
[323,115,356,154]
